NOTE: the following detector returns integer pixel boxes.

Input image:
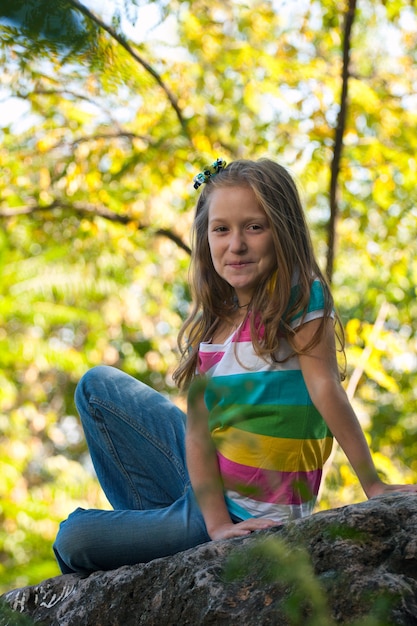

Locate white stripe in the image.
[226,489,315,522]
[201,337,301,377]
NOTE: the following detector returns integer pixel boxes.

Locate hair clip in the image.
[193,158,227,190]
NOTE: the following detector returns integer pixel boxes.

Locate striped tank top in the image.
[198,279,333,523]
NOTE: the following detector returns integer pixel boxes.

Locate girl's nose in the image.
[229,230,247,253]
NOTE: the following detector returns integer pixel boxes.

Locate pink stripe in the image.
[233,314,265,343]
[199,351,224,374]
[218,453,322,505]
[234,320,252,342]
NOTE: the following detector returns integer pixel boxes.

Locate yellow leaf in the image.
[345,318,361,344]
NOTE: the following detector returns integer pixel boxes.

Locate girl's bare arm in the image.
[186,378,278,539]
[296,318,416,497]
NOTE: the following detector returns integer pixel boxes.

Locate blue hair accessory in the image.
[193,158,227,190]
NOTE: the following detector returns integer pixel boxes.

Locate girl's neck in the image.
[211,307,249,344]
[233,294,252,310]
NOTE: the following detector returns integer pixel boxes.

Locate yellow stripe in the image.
[211,425,333,472]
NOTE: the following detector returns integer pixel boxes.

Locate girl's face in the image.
[207,186,276,304]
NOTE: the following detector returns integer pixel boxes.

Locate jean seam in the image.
[89,394,188,486]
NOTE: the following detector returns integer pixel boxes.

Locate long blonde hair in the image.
[173,158,342,389]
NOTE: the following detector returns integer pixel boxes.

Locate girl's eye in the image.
[248,224,262,231]
[213,226,228,232]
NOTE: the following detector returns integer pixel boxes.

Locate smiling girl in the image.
[53,158,416,574]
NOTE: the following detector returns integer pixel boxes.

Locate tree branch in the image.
[67,0,188,136]
[17,87,123,128]
[326,0,357,283]
[42,130,155,153]
[0,201,191,255]
[70,131,153,146]
[345,301,390,401]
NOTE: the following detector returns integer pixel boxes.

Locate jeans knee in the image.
[53,509,98,575]
[75,365,112,405]
[75,367,124,425]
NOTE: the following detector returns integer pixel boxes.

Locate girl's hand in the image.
[366,481,417,499]
[209,518,280,541]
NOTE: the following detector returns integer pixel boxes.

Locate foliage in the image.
[224,535,400,626]
[224,536,332,626]
[0,0,416,594]
[0,0,93,51]
[0,600,37,626]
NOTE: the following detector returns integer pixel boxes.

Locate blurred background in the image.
[0,0,416,593]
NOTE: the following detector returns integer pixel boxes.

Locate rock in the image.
[2,493,417,625]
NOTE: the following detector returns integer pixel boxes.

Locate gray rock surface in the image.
[2,493,417,625]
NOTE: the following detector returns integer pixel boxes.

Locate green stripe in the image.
[205,370,309,408]
[288,280,325,322]
[209,403,332,440]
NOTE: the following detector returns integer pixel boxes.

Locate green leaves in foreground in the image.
[224,535,331,626]
[223,535,397,626]
[0,600,38,626]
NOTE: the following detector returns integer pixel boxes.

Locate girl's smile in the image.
[207,186,276,304]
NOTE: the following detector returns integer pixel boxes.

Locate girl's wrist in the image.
[363,478,385,498]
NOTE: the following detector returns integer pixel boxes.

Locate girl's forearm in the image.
[314,385,382,495]
[186,434,233,535]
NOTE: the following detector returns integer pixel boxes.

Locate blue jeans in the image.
[53,366,210,574]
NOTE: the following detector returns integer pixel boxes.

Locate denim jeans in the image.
[53,366,210,574]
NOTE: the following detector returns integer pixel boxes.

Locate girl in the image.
[53,158,416,574]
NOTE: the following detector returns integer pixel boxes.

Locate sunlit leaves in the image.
[0,0,417,594]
